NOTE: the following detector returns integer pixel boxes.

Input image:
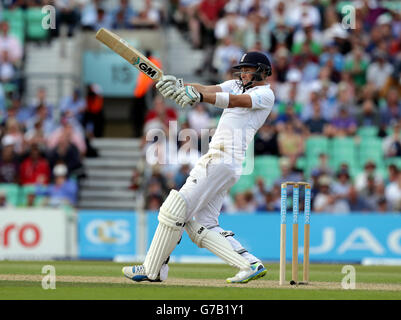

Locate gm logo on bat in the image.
[133,57,159,79]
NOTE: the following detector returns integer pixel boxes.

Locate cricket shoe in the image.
[226,262,267,284]
[122,264,169,282]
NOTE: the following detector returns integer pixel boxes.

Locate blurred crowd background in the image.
[0,0,401,214]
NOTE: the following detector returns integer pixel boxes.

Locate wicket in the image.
[279,181,311,286]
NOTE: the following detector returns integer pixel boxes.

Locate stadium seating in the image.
[329,137,357,172]
[357,126,379,139]
[253,155,281,188]
[0,183,19,206]
[358,137,384,168]
[19,184,46,207]
[26,8,48,40]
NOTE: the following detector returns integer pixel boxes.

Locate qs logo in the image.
[85,220,131,245]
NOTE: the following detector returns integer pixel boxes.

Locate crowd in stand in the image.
[139,0,401,213]
[1,0,401,213]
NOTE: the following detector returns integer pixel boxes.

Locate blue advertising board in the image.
[77,210,401,262]
[78,211,136,259]
[147,212,401,263]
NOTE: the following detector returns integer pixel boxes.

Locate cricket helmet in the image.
[232,51,272,78]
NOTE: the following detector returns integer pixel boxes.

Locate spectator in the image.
[386,164,399,185]
[274,157,303,187]
[46,133,83,179]
[326,107,357,137]
[241,10,269,52]
[289,0,321,29]
[8,96,32,130]
[273,47,290,83]
[277,68,309,110]
[319,41,344,74]
[355,161,384,192]
[19,144,51,186]
[269,1,292,29]
[143,95,177,137]
[146,193,163,210]
[0,190,13,208]
[276,83,303,122]
[0,50,16,82]
[129,166,143,191]
[81,0,105,30]
[193,0,227,75]
[377,197,388,213]
[28,87,56,119]
[383,121,401,157]
[59,88,86,123]
[313,175,349,213]
[93,7,113,30]
[385,171,401,211]
[48,117,86,156]
[380,88,401,127]
[292,21,322,57]
[52,0,81,37]
[233,191,257,213]
[3,118,25,155]
[305,101,328,135]
[310,153,333,180]
[24,119,48,150]
[367,49,394,91]
[131,0,162,29]
[83,83,104,138]
[0,21,22,64]
[360,175,382,211]
[356,99,381,128]
[347,185,374,212]
[0,135,19,183]
[212,35,244,78]
[332,171,352,200]
[254,121,279,155]
[44,163,78,207]
[111,0,137,29]
[252,177,268,210]
[277,121,304,164]
[344,46,369,88]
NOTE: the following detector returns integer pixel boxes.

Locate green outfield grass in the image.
[1,260,401,300]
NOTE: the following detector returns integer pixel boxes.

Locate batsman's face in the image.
[240,67,257,86]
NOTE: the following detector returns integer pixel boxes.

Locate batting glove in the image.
[175,86,201,108]
[156,75,183,99]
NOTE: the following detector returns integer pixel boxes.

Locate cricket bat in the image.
[95,28,164,81]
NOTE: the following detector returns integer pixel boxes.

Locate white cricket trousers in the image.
[178,156,260,264]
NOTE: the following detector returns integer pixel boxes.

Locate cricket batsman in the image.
[123,51,275,283]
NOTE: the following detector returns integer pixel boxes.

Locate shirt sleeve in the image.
[248,87,275,110]
[218,80,237,93]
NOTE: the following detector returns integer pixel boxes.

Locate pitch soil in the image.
[1,274,400,291]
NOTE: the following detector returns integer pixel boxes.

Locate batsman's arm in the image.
[186,83,222,94]
[185,83,252,108]
[200,92,252,109]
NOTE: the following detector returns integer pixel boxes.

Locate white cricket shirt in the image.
[205,79,275,171]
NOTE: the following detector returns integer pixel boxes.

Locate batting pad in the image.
[144,190,187,280]
[186,220,250,270]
